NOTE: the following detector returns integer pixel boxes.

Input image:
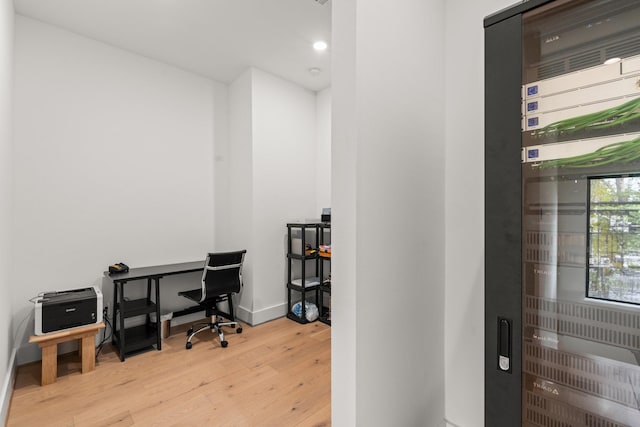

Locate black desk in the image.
[107,261,204,361]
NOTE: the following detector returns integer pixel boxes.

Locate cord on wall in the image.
[95,306,113,359]
[14,298,37,344]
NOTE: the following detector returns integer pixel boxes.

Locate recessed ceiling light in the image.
[308,67,322,76]
[313,41,328,51]
[604,57,622,65]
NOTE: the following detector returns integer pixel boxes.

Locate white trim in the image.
[236,303,286,326]
[1,348,17,426]
[169,311,205,328]
[235,304,253,325]
[170,302,285,327]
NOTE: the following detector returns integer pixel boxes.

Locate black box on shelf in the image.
[321,208,331,223]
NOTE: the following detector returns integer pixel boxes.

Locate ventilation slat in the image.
[534,34,640,81]
[538,60,567,80]
[606,36,640,60]
[569,50,602,71]
[524,391,631,427]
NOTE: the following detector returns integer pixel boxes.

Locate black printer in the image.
[34,286,103,335]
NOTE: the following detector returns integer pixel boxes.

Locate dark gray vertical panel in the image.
[485,13,523,427]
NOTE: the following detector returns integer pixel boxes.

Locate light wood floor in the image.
[7,317,331,427]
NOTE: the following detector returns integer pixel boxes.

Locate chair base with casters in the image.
[179,290,242,349]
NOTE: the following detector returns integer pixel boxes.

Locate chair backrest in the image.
[199,250,247,303]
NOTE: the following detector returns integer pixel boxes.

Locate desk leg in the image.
[118,281,126,361]
[81,335,96,373]
[154,277,161,351]
[40,344,57,386]
[112,282,117,345]
[146,278,152,326]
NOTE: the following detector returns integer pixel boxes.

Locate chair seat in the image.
[178,288,202,303]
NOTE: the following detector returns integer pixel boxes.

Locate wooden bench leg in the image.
[29,323,104,386]
[81,335,96,373]
[40,344,58,386]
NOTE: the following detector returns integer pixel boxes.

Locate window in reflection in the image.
[588,175,640,304]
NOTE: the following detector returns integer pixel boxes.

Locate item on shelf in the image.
[109,262,129,274]
[305,244,317,256]
[322,208,331,223]
[291,277,320,288]
[322,275,331,287]
[291,301,319,322]
[149,311,173,339]
[318,245,331,258]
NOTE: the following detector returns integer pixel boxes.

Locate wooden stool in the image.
[29,322,105,386]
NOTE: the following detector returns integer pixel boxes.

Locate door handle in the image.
[498,317,511,372]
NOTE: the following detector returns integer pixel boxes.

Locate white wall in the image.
[333,0,446,426]
[251,68,318,322]
[331,0,357,423]
[212,80,230,249]
[316,88,331,213]
[0,0,14,422]
[13,16,219,364]
[226,67,320,324]
[226,69,254,319]
[443,1,515,426]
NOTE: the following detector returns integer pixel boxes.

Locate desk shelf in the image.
[112,278,162,361]
[113,298,159,357]
[117,298,157,318]
[112,324,159,355]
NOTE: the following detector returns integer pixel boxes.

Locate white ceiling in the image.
[14,0,332,92]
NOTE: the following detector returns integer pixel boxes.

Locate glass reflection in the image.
[589,176,640,305]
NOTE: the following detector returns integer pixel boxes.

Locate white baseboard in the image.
[169,311,207,328]
[236,302,286,326]
[171,303,285,328]
[1,348,17,427]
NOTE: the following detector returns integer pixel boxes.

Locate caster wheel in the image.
[186,342,192,350]
[221,340,228,348]
[186,328,193,336]
[236,327,243,334]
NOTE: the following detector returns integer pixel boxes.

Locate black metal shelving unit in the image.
[318,223,331,326]
[286,223,320,324]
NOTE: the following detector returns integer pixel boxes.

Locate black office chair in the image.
[178,250,246,349]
